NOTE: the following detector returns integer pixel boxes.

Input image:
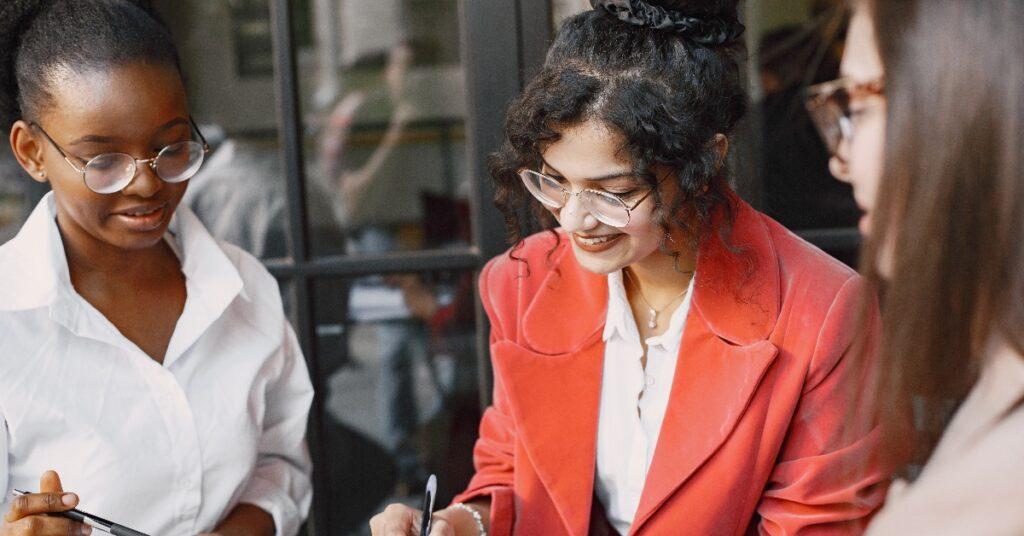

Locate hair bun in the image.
[589,0,744,46]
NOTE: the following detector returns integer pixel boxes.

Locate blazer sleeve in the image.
[756,276,897,535]
[450,258,517,535]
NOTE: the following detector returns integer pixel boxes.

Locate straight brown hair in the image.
[862,0,1024,463]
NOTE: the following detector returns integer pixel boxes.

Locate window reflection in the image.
[552,0,591,29]
[0,144,28,244]
[299,0,470,257]
[313,271,480,533]
[758,5,861,231]
[155,0,291,260]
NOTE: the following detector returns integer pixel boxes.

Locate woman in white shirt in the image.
[810,1,1024,533]
[0,1,313,535]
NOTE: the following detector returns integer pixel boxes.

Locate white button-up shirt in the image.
[594,270,694,535]
[0,194,314,536]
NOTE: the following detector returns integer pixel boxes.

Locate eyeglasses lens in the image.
[84,153,137,194]
[519,169,631,227]
[155,141,206,183]
[807,87,853,155]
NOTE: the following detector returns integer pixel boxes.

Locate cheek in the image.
[848,122,886,204]
[622,213,663,250]
[47,169,110,221]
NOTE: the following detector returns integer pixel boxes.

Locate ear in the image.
[9,120,50,185]
[712,133,729,169]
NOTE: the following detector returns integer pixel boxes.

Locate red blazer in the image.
[453,198,893,535]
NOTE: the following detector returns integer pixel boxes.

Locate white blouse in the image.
[594,270,694,535]
[0,194,314,536]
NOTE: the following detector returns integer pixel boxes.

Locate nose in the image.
[557,192,599,233]
[120,160,164,198]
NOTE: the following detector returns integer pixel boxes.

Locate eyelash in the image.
[550,176,637,197]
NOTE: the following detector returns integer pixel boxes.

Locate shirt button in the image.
[645,375,655,387]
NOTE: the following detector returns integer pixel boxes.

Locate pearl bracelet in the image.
[450,502,487,536]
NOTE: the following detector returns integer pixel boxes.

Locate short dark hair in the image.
[0,0,181,132]
[490,0,747,261]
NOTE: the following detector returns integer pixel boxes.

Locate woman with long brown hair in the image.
[808,0,1024,532]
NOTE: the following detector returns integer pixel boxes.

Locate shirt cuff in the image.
[237,474,303,536]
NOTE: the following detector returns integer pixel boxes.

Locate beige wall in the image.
[756,0,813,33]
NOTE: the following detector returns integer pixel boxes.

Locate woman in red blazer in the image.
[371,1,895,534]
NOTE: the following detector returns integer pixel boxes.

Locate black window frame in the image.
[264,1,554,534]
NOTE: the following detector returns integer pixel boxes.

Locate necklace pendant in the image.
[648,308,658,329]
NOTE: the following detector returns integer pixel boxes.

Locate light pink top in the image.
[867,338,1024,535]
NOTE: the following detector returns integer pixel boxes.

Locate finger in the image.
[4,492,78,522]
[368,512,388,534]
[40,470,64,494]
[10,515,90,536]
[380,504,419,536]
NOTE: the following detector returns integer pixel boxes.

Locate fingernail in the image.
[62,493,76,506]
[81,525,93,536]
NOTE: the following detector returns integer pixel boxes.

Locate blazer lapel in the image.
[493,338,605,536]
[629,324,779,533]
[493,237,609,535]
[631,197,783,533]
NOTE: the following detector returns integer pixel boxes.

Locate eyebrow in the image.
[67,117,190,147]
[540,158,633,182]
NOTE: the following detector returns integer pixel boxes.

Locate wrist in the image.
[442,503,486,536]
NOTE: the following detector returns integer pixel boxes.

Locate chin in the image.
[570,242,630,275]
[104,226,170,251]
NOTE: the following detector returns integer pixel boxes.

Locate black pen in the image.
[11,490,151,536]
[419,474,437,536]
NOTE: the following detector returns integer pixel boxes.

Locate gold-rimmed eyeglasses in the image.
[31,117,211,195]
[518,168,659,228]
[805,77,885,155]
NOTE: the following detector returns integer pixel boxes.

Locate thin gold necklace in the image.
[623,269,690,329]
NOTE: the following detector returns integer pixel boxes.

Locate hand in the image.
[369,503,477,536]
[197,504,274,536]
[1,470,90,536]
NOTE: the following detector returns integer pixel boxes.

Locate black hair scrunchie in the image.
[589,0,745,46]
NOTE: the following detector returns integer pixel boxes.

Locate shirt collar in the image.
[166,200,249,304]
[602,269,695,349]
[0,192,73,312]
[0,194,249,359]
[602,270,632,342]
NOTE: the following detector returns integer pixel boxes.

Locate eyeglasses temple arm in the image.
[189,116,211,152]
[29,122,88,173]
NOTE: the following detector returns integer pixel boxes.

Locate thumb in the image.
[40,470,64,494]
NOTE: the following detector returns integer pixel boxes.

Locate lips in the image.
[572,232,625,253]
[110,202,168,232]
[115,204,164,217]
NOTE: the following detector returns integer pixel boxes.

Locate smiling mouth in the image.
[119,205,163,217]
[575,234,622,246]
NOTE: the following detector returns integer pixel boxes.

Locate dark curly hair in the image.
[0,0,179,133]
[491,0,748,264]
